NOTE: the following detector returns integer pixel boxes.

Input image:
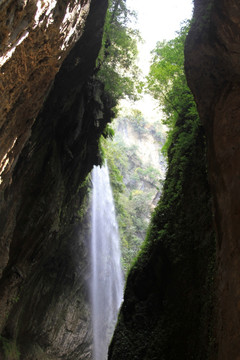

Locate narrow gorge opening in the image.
[88,1,196,359]
[2,0,235,359]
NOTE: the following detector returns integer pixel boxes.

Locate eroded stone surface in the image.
[0,0,90,190]
[0,0,111,358]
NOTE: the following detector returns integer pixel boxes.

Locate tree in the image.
[96,0,141,102]
[146,21,198,156]
[102,113,165,274]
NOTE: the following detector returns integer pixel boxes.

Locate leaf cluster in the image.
[97,0,141,102]
[147,20,198,157]
[121,22,216,359]
[103,115,165,274]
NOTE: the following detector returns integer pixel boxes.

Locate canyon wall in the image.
[185,0,240,358]
[0,0,90,192]
[1,0,240,359]
[109,1,240,360]
[109,93,216,359]
[0,0,112,359]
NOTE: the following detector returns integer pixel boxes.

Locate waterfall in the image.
[91,163,124,360]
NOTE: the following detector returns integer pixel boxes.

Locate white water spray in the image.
[91,163,124,360]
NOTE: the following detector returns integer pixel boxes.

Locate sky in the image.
[127,0,193,46]
[120,0,194,123]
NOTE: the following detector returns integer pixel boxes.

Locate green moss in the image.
[109,51,216,360]
[109,108,216,359]
[0,337,20,360]
[102,115,165,275]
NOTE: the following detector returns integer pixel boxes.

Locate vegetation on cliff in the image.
[96,0,140,102]
[0,1,115,359]
[103,111,166,274]
[0,0,218,358]
[147,21,196,156]
[109,22,216,360]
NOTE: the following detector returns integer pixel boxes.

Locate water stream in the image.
[91,163,124,360]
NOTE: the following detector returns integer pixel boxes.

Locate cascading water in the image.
[91,163,124,360]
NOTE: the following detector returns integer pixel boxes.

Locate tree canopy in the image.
[96,0,141,102]
[146,21,198,155]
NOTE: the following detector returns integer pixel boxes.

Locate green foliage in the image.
[103,114,165,274]
[0,337,20,360]
[97,0,141,102]
[108,22,216,360]
[118,109,166,145]
[11,296,19,304]
[132,167,160,188]
[128,110,147,136]
[128,109,216,359]
[102,124,115,140]
[147,21,198,157]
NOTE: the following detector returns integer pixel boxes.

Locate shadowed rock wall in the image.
[0,0,112,359]
[109,2,240,359]
[108,91,215,360]
[185,1,240,359]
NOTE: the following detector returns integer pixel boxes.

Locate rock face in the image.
[185,1,240,358]
[115,117,166,178]
[0,0,112,359]
[108,96,216,359]
[2,0,239,359]
[0,0,90,191]
[109,1,240,359]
